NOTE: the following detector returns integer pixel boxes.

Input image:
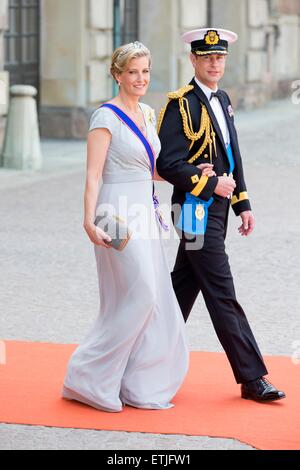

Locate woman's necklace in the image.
[119,100,146,134]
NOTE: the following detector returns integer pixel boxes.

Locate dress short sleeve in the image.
[88,107,116,134]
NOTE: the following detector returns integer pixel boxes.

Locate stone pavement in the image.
[0,98,299,450]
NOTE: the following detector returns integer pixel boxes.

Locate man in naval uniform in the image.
[156,28,285,402]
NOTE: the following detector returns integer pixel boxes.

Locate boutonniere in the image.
[227,105,234,118]
[145,107,156,125]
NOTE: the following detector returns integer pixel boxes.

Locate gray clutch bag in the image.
[94,214,132,251]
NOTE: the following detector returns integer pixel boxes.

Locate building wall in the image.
[178,0,209,86]
[39,0,113,138]
[138,0,300,111]
[0,0,299,140]
[139,0,180,110]
[0,0,8,148]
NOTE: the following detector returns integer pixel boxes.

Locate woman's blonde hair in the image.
[110,41,151,83]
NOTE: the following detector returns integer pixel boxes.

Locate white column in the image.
[2,85,42,170]
[247,0,269,83]
[87,0,113,105]
[275,14,300,79]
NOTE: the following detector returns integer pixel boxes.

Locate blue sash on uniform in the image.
[226,143,235,174]
[176,194,214,235]
[176,143,235,236]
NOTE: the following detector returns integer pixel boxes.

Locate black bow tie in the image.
[210,90,222,101]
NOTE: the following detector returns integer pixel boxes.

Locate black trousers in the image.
[171,196,268,384]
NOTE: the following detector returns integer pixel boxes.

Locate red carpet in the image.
[0,340,299,450]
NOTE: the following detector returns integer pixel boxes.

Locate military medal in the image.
[227,105,234,117]
[195,205,205,221]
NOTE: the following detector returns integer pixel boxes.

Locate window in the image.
[113,0,139,49]
[4,0,40,103]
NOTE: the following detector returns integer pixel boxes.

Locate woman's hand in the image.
[84,223,112,248]
[197,163,216,177]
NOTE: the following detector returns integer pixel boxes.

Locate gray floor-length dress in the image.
[62,103,189,412]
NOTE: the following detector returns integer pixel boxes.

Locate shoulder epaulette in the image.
[157,82,216,164]
[157,85,194,133]
[167,85,194,100]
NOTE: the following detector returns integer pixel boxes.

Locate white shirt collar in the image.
[194,77,218,101]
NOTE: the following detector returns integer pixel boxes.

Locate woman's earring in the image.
[118,82,121,87]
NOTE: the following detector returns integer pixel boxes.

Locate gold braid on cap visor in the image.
[194,50,228,56]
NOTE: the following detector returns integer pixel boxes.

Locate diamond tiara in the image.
[118,41,144,59]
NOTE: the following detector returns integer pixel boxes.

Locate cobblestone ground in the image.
[0,98,299,450]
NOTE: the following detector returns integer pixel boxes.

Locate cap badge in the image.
[204,30,220,46]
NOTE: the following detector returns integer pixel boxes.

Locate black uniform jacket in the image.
[156,78,251,216]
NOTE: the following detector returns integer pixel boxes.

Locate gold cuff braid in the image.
[231,192,249,206]
[190,175,209,197]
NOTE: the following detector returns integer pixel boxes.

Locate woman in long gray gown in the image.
[62,42,189,412]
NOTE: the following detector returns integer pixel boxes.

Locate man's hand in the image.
[238,211,255,237]
[197,163,216,177]
[214,175,236,198]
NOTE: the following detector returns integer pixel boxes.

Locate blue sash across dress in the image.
[100,103,169,232]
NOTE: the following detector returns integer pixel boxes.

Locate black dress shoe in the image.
[241,377,286,402]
